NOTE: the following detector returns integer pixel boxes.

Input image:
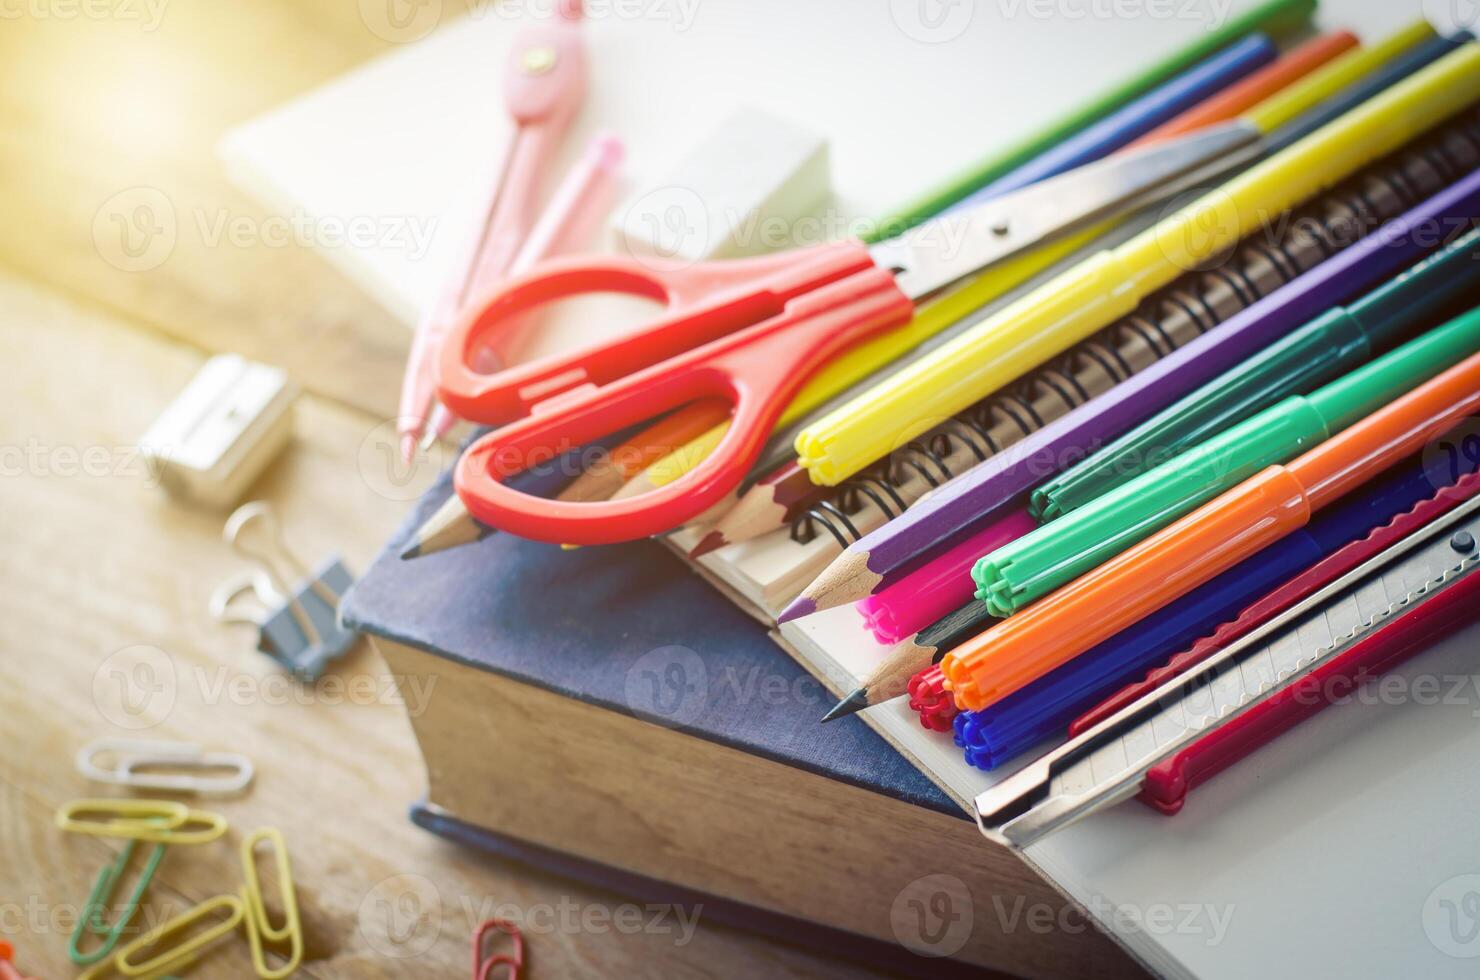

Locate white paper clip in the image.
[76,738,255,796]
[213,502,356,679]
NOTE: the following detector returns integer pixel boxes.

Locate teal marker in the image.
[977,304,1480,616]
[1030,226,1480,522]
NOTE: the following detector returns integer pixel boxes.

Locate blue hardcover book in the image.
[340,472,1140,979]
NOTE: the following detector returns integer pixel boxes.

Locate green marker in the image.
[863,0,1316,241]
[976,304,1480,616]
[1031,225,1480,522]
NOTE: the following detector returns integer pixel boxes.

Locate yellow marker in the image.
[241,827,304,980]
[1246,20,1434,133]
[115,893,244,978]
[796,42,1480,485]
[630,229,1100,491]
[56,798,228,845]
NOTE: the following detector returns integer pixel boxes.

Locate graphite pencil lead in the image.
[821,688,870,723]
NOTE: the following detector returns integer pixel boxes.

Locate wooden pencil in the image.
[690,461,829,557]
[400,493,493,560]
[557,401,730,503]
[822,600,994,721]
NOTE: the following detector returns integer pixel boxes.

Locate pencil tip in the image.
[822,688,869,723]
[688,531,726,559]
[399,540,421,561]
[776,597,816,624]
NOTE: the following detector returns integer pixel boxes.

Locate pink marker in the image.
[423,130,625,446]
[856,508,1036,644]
[397,0,587,462]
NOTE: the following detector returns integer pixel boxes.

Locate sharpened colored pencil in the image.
[400,493,493,560]
[691,461,829,557]
[559,400,730,503]
[822,600,994,722]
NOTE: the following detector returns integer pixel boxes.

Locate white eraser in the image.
[615,106,830,262]
[139,354,298,507]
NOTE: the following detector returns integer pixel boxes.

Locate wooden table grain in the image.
[0,3,888,976]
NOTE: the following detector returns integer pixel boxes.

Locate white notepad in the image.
[224,4,1480,978]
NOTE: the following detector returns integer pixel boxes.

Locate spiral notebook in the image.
[670,115,1465,624]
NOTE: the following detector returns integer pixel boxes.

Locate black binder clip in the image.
[210,502,356,679]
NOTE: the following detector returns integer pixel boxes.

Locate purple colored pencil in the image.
[840,168,1480,590]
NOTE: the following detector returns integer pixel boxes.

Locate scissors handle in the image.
[438,242,880,425]
[452,260,912,544]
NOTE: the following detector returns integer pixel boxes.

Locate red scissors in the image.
[436,123,1257,545]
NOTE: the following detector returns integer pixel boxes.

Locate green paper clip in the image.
[69,839,168,966]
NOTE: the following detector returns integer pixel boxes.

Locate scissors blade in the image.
[874,120,1263,302]
[973,492,1480,849]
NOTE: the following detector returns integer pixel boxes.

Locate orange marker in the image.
[942,347,1480,713]
[1127,30,1359,148]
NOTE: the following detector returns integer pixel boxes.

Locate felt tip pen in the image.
[952,454,1475,770]
[1030,224,1480,522]
[870,0,1316,235]
[1073,458,1480,742]
[946,35,1277,213]
[1256,27,1467,157]
[943,344,1480,712]
[856,509,1035,645]
[976,306,1480,615]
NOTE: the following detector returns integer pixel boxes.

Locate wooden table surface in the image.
[0,3,886,976]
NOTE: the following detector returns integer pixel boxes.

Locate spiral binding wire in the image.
[791,108,1480,550]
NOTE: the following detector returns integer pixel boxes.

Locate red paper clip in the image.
[473,918,525,980]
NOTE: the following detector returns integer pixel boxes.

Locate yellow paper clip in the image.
[56,799,228,845]
[114,893,244,978]
[240,827,303,979]
[76,947,190,980]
